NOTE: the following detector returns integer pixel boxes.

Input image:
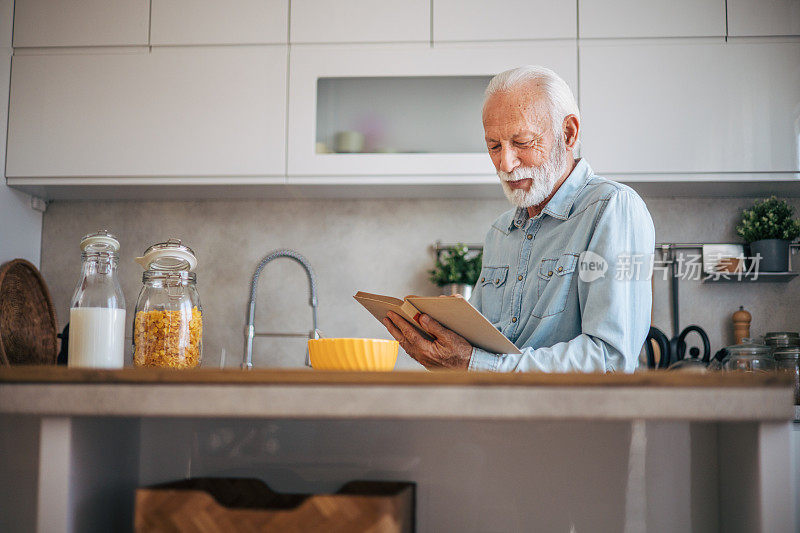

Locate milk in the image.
[68,307,126,368]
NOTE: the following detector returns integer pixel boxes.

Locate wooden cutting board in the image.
[0,259,58,365]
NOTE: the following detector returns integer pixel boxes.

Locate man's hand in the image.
[382,311,473,370]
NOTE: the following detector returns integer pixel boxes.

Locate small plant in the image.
[429,244,483,286]
[736,196,800,243]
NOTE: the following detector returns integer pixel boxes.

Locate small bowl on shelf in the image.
[715,257,744,273]
[307,338,399,371]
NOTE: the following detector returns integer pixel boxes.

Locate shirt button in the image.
[557,266,563,273]
[526,234,533,240]
[511,317,517,323]
[517,275,523,281]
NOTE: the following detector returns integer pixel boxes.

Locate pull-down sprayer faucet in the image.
[243,250,319,369]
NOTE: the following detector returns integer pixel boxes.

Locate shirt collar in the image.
[507,158,593,231]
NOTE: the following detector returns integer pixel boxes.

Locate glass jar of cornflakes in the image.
[132,239,203,369]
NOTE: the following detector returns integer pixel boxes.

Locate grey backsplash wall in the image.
[40,195,800,370]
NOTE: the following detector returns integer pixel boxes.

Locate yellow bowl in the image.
[307,338,399,371]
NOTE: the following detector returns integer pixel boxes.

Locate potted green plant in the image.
[736,196,800,272]
[429,244,483,299]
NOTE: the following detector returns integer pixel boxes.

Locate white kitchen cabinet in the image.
[12,0,149,47]
[150,0,288,45]
[578,0,725,38]
[727,0,800,37]
[6,47,288,178]
[290,0,429,43]
[433,0,576,41]
[0,0,12,47]
[579,41,800,174]
[287,43,578,178]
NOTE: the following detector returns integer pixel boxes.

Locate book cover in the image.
[354,291,521,355]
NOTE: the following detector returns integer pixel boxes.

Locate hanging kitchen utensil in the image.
[668,325,717,372]
[645,324,712,369]
[645,326,670,369]
[0,259,58,365]
[644,246,713,368]
[670,246,680,338]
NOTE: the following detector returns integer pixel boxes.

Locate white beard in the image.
[498,137,568,209]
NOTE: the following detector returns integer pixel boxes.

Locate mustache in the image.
[498,166,536,182]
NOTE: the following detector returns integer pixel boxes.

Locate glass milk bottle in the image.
[68,230,127,368]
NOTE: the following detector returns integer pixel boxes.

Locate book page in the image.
[353,291,405,307]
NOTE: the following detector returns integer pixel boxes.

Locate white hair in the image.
[484,65,580,139]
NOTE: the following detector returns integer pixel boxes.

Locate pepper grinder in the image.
[733,306,751,344]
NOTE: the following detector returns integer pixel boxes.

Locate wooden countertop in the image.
[0,366,794,422]
[0,365,793,387]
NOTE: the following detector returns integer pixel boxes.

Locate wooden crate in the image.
[135,478,415,532]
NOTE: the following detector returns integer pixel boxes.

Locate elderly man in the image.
[383,65,655,373]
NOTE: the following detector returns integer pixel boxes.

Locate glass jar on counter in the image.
[68,230,126,368]
[773,347,800,404]
[132,239,203,369]
[721,341,775,373]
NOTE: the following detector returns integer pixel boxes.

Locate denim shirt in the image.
[468,159,655,373]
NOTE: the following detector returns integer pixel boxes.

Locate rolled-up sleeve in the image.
[468,190,655,373]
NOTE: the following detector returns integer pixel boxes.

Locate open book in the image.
[354,291,521,355]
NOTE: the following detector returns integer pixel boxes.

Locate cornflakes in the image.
[133,306,202,369]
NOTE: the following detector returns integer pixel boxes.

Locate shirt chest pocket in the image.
[478,265,508,323]
[534,253,578,318]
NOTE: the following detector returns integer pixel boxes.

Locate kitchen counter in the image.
[0,366,794,421]
[1,366,796,532]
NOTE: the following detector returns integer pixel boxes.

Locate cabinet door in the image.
[150,0,288,45]
[290,0,429,43]
[288,43,578,177]
[1,49,9,177]
[579,41,800,174]
[579,0,725,38]
[434,0,576,41]
[1,0,12,47]
[727,0,800,37]
[7,47,287,178]
[13,0,149,47]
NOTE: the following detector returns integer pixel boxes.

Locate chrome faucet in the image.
[243,249,319,369]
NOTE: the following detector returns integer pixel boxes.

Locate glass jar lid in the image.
[723,341,773,357]
[772,347,800,360]
[136,239,197,272]
[80,230,120,253]
[142,270,196,283]
[764,332,800,347]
